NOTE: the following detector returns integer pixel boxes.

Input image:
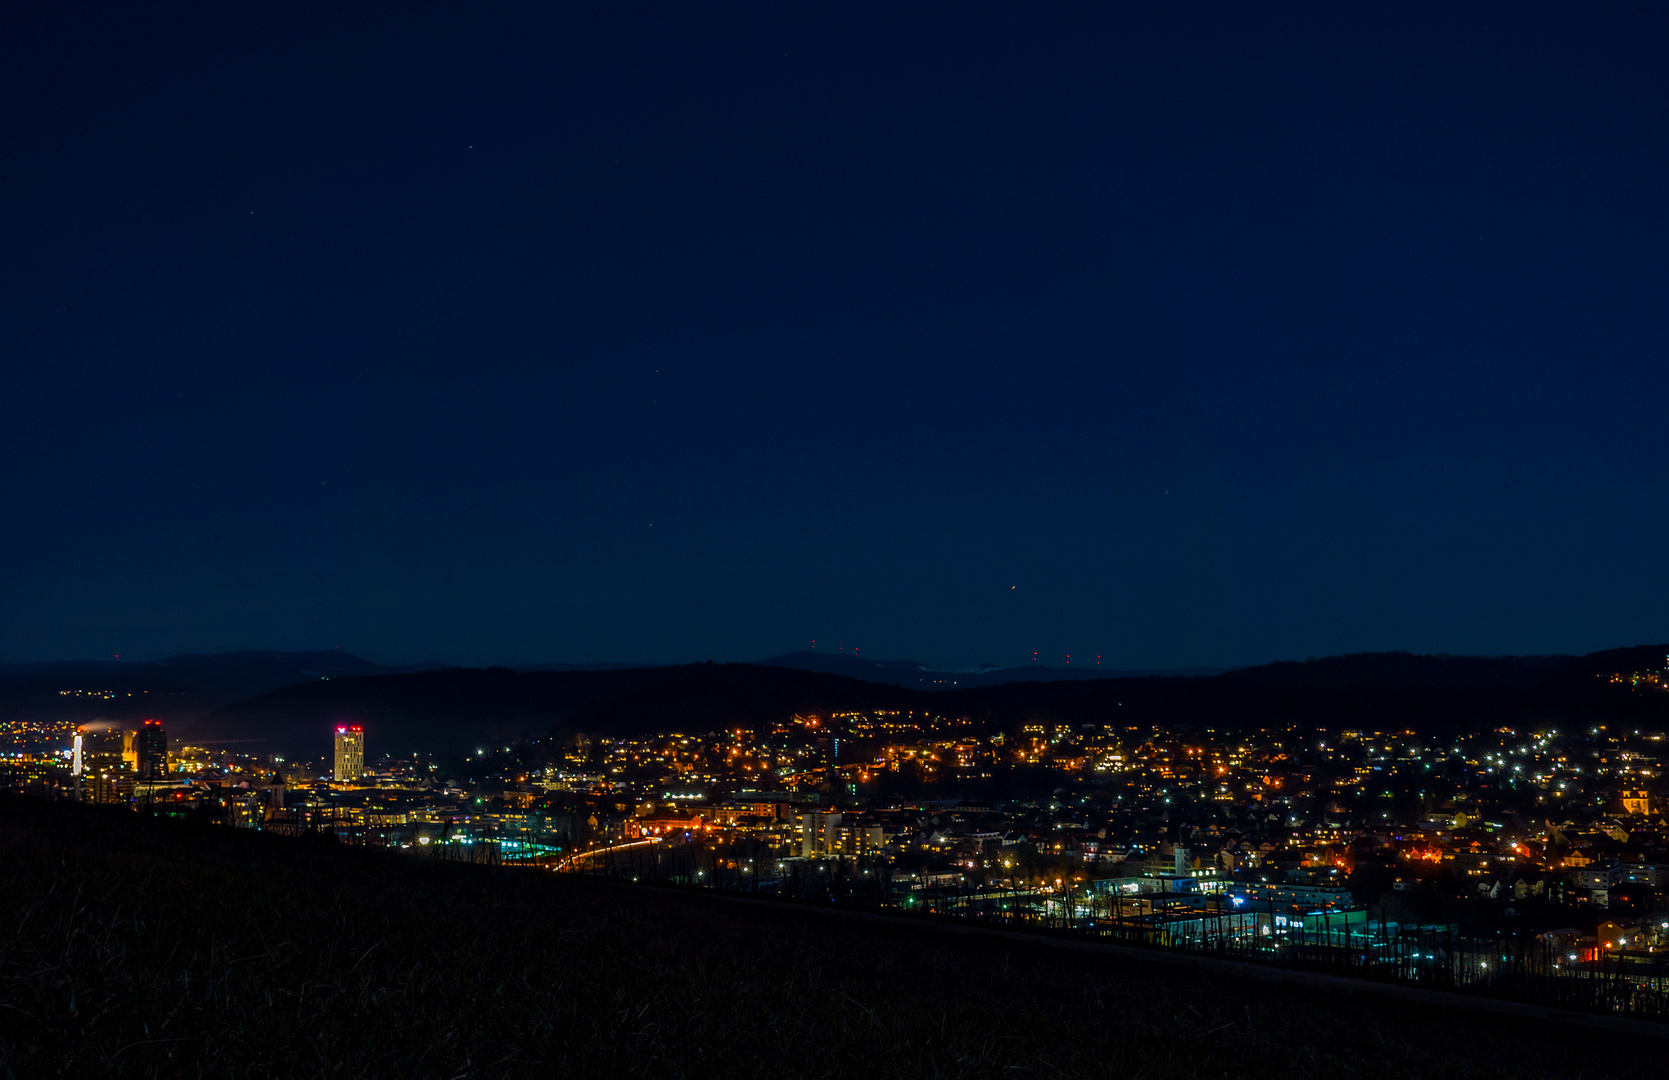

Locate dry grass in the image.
[0,797,1657,1079]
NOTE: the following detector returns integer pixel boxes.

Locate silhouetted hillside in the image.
[196,647,1669,756]
[0,650,404,728]
[755,651,1225,688]
[195,663,919,754]
[933,648,1669,736]
[4,797,1650,1079]
[513,661,655,672]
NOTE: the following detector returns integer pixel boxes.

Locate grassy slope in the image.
[0,798,1658,1080]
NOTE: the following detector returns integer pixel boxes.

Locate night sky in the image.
[4,3,1668,670]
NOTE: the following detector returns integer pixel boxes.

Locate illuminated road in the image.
[552,837,663,872]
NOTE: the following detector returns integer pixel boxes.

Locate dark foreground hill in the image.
[197,646,1669,755]
[0,797,1657,1080]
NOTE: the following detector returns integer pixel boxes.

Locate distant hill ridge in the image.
[195,644,1669,756]
[0,646,1225,730]
[8,645,1669,757]
[0,650,399,725]
[753,650,1228,688]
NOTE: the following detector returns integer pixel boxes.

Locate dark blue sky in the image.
[4,2,1667,669]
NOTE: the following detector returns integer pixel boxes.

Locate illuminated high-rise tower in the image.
[333,725,365,782]
[136,720,168,780]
